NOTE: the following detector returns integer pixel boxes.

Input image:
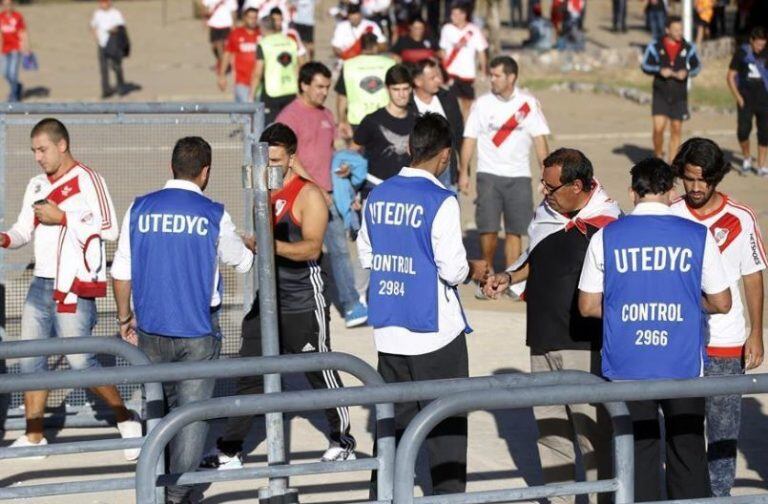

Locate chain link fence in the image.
[0,103,263,421]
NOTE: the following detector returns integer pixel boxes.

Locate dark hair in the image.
[750,26,767,41]
[360,32,379,51]
[347,2,361,15]
[410,57,438,79]
[171,137,212,180]
[489,55,518,76]
[450,1,471,18]
[269,6,282,16]
[299,61,331,87]
[31,118,70,151]
[385,64,412,86]
[666,15,682,28]
[259,123,297,155]
[630,158,674,197]
[409,16,426,26]
[542,148,594,191]
[409,113,452,165]
[671,137,730,187]
[242,7,258,16]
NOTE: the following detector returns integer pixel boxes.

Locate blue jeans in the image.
[234,83,251,103]
[705,356,743,497]
[138,320,221,503]
[647,9,666,40]
[324,202,360,312]
[3,51,21,102]
[19,277,100,374]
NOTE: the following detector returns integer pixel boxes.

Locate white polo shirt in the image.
[331,18,386,53]
[464,88,550,178]
[579,202,731,297]
[203,0,237,29]
[671,195,767,351]
[357,167,470,355]
[439,22,487,80]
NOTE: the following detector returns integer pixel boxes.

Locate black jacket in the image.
[641,38,701,103]
[105,25,130,60]
[408,88,464,183]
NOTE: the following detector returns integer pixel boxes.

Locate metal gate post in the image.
[0,113,7,430]
[251,139,295,501]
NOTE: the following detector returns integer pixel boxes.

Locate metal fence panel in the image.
[1,106,260,417]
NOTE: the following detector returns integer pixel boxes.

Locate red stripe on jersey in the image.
[270,175,307,226]
[491,102,531,147]
[46,177,81,205]
[443,29,473,70]
[709,212,741,252]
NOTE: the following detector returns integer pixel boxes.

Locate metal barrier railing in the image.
[0,350,395,502]
[134,370,623,503]
[0,337,166,503]
[394,373,768,504]
[393,385,632,503]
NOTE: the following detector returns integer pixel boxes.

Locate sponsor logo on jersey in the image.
[360,76,384,94]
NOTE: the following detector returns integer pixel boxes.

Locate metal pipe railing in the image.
[0,102,262,114]
[393,385,632,503]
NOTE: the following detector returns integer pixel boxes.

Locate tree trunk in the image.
[485,0,503,55]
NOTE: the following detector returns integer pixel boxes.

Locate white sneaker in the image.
[321,446,356,462]
[117,411,143,461]
[9,435,48,460]
[741,157,754,174]
[199,449,244,470]
[758,167,768,178]
[474,283,489,300]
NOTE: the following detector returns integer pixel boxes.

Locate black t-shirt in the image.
[525,224,602,353]
[729,46,768,105]
[390,36,437,63]
[353,107,415,182]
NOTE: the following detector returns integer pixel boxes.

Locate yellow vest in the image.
[342,54,395,125]
[259,33,299,98]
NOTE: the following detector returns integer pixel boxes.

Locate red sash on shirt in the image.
[206,0,228,19]
[341,25,374,60]
[442,28,472,71]
[33,178,82,228]
[491,102,531,147]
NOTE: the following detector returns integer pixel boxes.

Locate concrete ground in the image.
[2,0,768,502]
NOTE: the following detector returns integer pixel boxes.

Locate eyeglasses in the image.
[541,179,571,194]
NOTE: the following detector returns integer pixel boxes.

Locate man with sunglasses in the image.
[483,148,621,503]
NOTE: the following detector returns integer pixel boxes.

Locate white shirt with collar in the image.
[111,179,254,307]
[91,7,125,48]
[578,201,730,296]
[413,93,446,118]
[357,167,470,355]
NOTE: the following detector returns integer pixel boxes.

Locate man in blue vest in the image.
[111,136,254,504]
[578,157,732,502]
[357,112,487,495]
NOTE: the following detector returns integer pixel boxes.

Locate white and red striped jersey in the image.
[671,195,767,351]
[439,22,488,81]
[2,162,118,279]
[331,18,386,58]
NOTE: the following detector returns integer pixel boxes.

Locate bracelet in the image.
[116,313,133,326]
[505,271,514,284]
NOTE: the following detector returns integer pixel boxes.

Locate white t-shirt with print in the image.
[91,7,124,47]
[439,22,487,80]
[464,89,550,178]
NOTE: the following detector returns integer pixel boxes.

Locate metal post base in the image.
[257,487,299,503]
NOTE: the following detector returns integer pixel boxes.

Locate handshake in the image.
[468,260,517,299]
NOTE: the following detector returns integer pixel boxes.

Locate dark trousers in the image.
[98,47,125,96]
[629,397,711,501]
[377,333,469,495]
[219,304,356,453]
[612,0,627,31]
[138,331,221,504]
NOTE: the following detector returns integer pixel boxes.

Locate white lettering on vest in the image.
[367,201,424,228]
[613,246,692,273]
[137,213,209,236]
[371,254,417,275]
[620,303,685,322]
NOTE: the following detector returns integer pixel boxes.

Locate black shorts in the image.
[263,93,297,124]
[209,27,230,43]
[293,23,314,43]
[652,89,689,121]
[449,78,475,100]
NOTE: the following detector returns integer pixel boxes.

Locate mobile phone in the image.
[33,199,48,206]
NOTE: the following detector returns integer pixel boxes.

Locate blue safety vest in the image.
[602,214,707,380]
[129,188,224,337]
[365,175,460,332]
